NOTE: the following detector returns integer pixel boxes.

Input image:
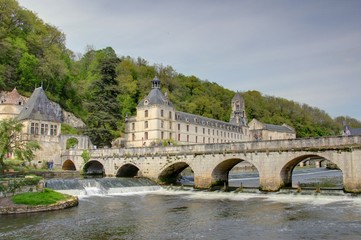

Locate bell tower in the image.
[230,92,247,126]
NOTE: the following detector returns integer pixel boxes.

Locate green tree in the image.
[0,119,40,170]
[85,54,121,147]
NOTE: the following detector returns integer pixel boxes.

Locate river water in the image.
[1,169,361,240]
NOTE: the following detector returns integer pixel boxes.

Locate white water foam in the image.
[155,188,361,206]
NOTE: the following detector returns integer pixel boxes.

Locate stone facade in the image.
[0,87,91,165]
[62,135,361,193]
[125,77,250,147]
[0,88,26,120]
[125,77,296,147]
[249,119,296,141]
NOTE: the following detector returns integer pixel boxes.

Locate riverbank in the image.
[0,194,78,214]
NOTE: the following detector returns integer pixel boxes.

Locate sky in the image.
[17,0,361,121]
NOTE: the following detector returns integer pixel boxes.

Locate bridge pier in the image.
[194,176,213,189]
[259,176,283,192]
[341,150,361,193]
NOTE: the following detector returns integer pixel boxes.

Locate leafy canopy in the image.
[0,119,40,169]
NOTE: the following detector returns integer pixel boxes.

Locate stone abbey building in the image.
[0,78,295,167]
[0,87,91,166]
[125,77,295,147]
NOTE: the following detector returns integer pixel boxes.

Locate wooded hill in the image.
[1,0,360,147]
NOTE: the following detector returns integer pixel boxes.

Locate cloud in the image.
[17,0,361,120]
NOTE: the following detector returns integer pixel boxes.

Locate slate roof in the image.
[137,77,174,108]
[175,111,242,132]
[350,128,361,135]
[17,87,62,122]
[263,123,295,133]
[232,92,244,103]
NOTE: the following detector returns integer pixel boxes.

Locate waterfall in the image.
[45,178,161,196]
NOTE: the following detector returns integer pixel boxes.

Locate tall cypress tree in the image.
[85,56,121,147]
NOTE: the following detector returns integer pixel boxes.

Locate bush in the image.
[66,137,79,149]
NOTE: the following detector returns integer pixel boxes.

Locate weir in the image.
[45,178,161,196]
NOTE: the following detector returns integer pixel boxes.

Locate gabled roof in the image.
[17,87,62,122]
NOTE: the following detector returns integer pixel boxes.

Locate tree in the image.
[0,119,40,170]
[85,54,121,147]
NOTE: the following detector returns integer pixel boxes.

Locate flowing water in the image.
[1,176,361,240]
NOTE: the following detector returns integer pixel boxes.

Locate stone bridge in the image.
[60,135,361,193]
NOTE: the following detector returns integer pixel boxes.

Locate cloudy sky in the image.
[17,0,361,120]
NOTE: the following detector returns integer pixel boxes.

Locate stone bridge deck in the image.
[61,136,361,192]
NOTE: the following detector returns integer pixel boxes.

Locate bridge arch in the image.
[62,159,76,171]
[116,163,140,177]
[158,161,194,185]
[211,158,259,188]
[280,154,342,188]
[83,160,105,176]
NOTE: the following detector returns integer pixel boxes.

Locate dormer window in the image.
[144,100,149,105]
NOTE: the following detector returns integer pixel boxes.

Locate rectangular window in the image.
[195,127,198,133]
[187,135,189,142]
[169,111,172,119]
[40,124,48,135]
[145,121,148,129]
[161,132,164,139]
[161,120,164,128]
[178,124,181,131]
[50,125,57,136]
[145,110,148,118]
[132,123,135,130]
[203,128,205,134]
[144,132,148,140]
[196,136,198,143]
[203,137,205,143]
[161,109,164,117]
[178,134,181,141]
[187,125,189,132]
[132,134,135,141]
[30,123,35,134]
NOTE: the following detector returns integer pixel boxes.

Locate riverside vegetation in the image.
[1,176,77,214]
[1,0,361,148]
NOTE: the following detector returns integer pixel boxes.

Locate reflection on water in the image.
[1,189,361,240]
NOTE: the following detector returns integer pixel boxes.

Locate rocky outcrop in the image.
[62,110,86,128]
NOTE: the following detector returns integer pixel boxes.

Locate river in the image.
[1,169,361,240]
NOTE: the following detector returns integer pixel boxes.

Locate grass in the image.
[11,188,71,206]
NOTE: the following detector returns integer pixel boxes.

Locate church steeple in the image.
[230,92,248,126]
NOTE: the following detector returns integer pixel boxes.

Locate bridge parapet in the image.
[61,135,361,160]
